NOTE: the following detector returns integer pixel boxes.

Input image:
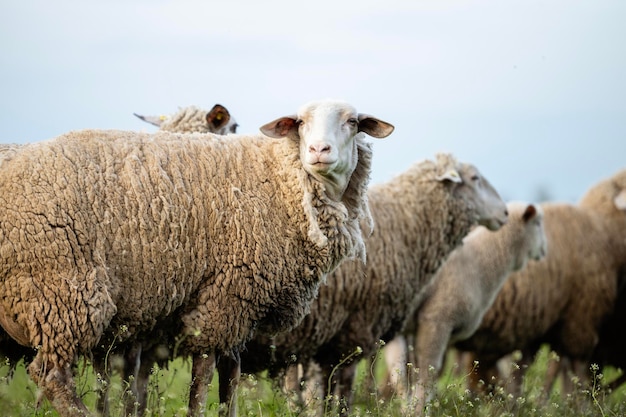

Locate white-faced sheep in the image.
[233,153,508,414]
[0,99,394,417]
[134,103,238,134]
[407,202,547,413]
[453,168,626,397]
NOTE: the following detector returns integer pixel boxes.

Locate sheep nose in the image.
[308,143,331,156]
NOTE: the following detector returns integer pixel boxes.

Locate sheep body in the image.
[238,153,508,412]
[0,99,382,417]
[455,169,626,395]
[0,103,242,414]
[410,201,547,411]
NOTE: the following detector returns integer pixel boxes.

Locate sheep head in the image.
[512,202,548,268]
[134,104,238,135]
[434,154,508,231]
[260,99,394,200]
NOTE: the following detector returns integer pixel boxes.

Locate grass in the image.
[0,345,625,416]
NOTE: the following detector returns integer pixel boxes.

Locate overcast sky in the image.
[1,1,625,203]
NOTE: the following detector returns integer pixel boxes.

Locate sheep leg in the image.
[28,355,90,417]
[282,363,304,410]
[405,332,418,391]
[379,335,408,400]
[132,348,154,417]
[188,351,216,417]
[301,360,325,412]
[217,352,240,417]
[123,343,153,417]
[93,357,110,417]
[413,320,451,414]
[540,352,565,399]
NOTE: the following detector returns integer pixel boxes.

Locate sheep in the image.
[453,168,626,397]
[134,103,239,134]
[231,153,509,414]
[0,104,237,177]
[0,99,394,417]
[0,102,241,413]
[408,201,547,413]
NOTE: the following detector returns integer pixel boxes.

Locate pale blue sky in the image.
[1,1,625,203]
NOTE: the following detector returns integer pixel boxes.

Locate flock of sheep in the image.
[0,100,624,417]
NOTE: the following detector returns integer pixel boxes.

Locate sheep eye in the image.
[347,118,358,127]
[471,175,480,181]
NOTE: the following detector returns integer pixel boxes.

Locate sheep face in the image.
[513,202,548,270]
[522,203,548,262]
[205,104,238,134]
[260,99,394,200]
[442,163,508,231]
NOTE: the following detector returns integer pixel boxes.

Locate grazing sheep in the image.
[134,103,238,134]
[0,99,394,417]
[408,202,547,412]
[454,168,626,397]
[233,153,508,414]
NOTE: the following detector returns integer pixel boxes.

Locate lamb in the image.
[134,103,238,134]
[232,153,509,414]
[0,99,394,417]
[408,201,547,413]
[453,168,626,397]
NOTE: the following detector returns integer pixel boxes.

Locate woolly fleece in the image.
[0,128,373,415]
[240,153,506,401]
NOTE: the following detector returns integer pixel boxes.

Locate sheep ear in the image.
[134,113,166,127]
[260,116,299,138]
[522,204,538,222]
[357,114,395,138]
[436,169,463,183]
[614,189,626,210]
[206,104,231,130]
